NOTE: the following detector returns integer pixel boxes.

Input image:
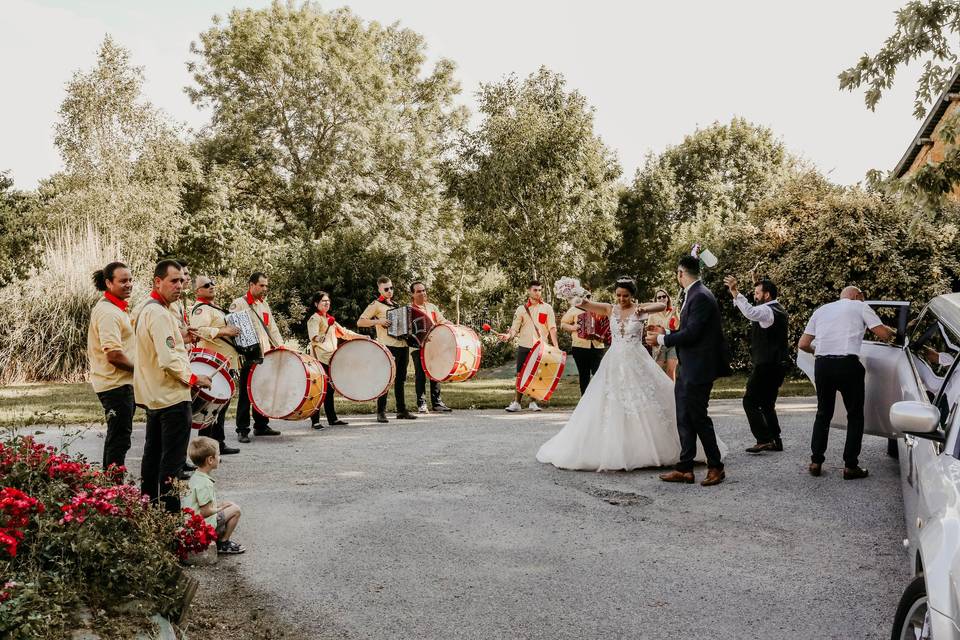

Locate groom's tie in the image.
[678,287,687,313]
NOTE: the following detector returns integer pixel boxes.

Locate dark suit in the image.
[663,281,726,471]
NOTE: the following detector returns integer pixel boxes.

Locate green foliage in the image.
[0,172,40,287]
[448,66,621,292]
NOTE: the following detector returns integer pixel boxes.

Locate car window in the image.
[908,309,960,402]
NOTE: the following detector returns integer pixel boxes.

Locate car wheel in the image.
[891,575,931,640]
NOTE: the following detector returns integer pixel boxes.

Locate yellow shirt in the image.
[169,298,190,330]
[647,308,680,332]
[134,297,193,410]
[509,301,557,349]
[229,293,283,355]
[307,313,363,364]
[190,300,241,370]
[410,302,446,351]
[359,299,407,348]
[87,296,135,392]
[561,307,605,349]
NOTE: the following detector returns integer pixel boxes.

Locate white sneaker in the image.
[505,401,521,412]
[528,402,542,412]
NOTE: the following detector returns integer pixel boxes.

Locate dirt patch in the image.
[180,560,303,639]
[581,486,653,507]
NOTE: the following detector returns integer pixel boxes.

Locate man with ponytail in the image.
[87,261,136,471]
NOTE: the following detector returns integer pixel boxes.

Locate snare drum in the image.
[516,341,567,402]
[247,348,327,420]
[420,324,482,383]
[328,338,396,402]
[189,348,235,430]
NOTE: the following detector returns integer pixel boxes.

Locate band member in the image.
[724,275,790,454]
[169,259,191,328]
[410,281,453,413]
[230,272,284,442]
[306,291,362,429]
[358,276,417,423]
[497,280,558,412]
[135,259,212,512]
[87,261,136,471]
[560,294,605,396]
[647,289,680,380]
[190,275,241,455]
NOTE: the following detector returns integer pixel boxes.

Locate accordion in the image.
[577,312,611,345]
[225,311,264,363]
[387,305,433,347]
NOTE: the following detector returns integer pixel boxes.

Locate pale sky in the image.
[1,0,929,189]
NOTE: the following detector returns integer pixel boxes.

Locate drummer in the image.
[409,281,453,414]
[560,293,606,396]
[496,279,558,412]
[357,276,417,423]
[189,275,241,455]
[306,290,362,429]
[229,272,285,442]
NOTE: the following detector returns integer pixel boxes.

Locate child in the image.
[184,436,245,555]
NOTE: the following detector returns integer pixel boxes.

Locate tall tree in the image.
[186,0,465,270]
[448,67,621,292]
[0,172,39,286]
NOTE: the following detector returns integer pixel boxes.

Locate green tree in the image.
[186,0,465,275]
[0,172,39,286]
[448,67,621,293]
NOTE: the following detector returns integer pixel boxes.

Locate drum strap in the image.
[193,302,242,352]
[246,299,279,349]
[524,304,544,341]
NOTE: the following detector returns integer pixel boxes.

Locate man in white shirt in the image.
[724,276,790,454]
[798,286,895,480]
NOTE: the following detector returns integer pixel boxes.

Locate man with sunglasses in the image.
[358,276,417,423]
[190,276,241,455]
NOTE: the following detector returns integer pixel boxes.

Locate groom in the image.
[645,255,727,486]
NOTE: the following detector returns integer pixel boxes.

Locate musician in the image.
[497,280,558,412]
[560,294,605,396]
[358,276,417,423]
[647,289,680,380]
[306,291,362,429]
[190,275,241,455]
[87,261,136,471]
[410,281,453,414]
[135,259,212,512]
[229,272,285,442]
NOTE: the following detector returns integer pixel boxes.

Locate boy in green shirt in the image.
[185,436,245,555]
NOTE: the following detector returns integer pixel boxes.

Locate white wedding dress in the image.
[536,310,726,471]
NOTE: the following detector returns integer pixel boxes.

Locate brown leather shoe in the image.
[659,470,695,484]
[701,468,726,486]
[843,466,869,480]
[745,441,776,454]
[808,462,822,477]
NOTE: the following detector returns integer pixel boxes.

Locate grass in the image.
[0,371,815,428]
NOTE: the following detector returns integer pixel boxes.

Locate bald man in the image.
[798,286,895,480]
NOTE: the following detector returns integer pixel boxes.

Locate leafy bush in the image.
[0,435,206,639]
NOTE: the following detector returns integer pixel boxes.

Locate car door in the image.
[797,301,916,438]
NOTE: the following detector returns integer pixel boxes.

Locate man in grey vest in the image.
[724,276,790,453]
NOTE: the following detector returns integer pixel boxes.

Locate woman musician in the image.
[646,288,680,381]
[306,291,363,429]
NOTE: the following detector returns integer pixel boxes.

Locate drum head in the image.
[517,343,543,391]
[329,340,395,402]
[248,349,308,418]
[190,361,233,400]
[422,325,458,380]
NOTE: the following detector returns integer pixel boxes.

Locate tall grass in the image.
[0,224,135,383]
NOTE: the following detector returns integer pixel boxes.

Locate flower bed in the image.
[0,436,215,639]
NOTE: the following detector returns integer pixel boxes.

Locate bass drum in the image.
[189,348,235,430]
[517,340,567,402]
[420,324,482,383]
[328,338,396,402]
[247,347,326,420]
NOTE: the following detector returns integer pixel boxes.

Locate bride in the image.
[536,276,725,471]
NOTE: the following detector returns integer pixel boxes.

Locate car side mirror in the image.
[890,401,942,438]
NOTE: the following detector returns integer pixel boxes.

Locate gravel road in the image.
[39,397,907,639]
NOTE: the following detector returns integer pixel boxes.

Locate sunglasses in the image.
[382,286,393,291]
[199,281,215,289]
[655,295,668,300]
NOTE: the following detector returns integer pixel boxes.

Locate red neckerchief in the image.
[245,291,256,305]
[246,291,269,325]
[150,290,167,306]
[196,297,213,304]
[315,311,335,324]
[378,295,396,307]
[525,299,539,309]
[103,291,128,312]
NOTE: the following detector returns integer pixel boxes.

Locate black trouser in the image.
[675,377,724,472]
[97,384,135,470]
[742,362,787,444]
[198,398,231,447]
[412,349,441,408]
[311,362,339,425]
[377,345,409,415]
[236,361,269,434]
[570,346,604,395]
[141,401,192,513]
[811,356,865,468]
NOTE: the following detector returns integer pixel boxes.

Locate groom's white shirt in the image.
[656,279,700,346]
[733,293,778,329]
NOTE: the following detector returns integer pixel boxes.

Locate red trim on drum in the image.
[543,352,567,402]
[246,359,264,418]
[516,340,544,394]
[467,327,482,380]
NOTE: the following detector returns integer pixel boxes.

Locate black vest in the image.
[751,301,789,365]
